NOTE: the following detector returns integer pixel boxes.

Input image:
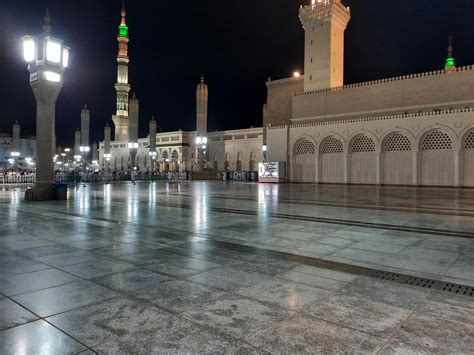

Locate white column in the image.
[343,154,349,184]
[315,155,320,184]
[412,151,419,186]
[454,150,462,187]
[376,153,383,185]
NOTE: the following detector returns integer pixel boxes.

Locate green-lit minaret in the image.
[112,0,131,141]
[445,36,456,72]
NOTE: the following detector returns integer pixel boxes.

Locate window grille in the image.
[351,135,376,153]
[421,130,453,150]
[321,136,343,154]
[464,131,474,149]
[295,138,315,155]
[384,133,412,152]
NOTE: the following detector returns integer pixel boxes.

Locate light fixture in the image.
[293,71,301,78]
[23,37,36,62]
[262,144,267,152]
[62,47,70,68]
[46,39,61,63]
[44,71,61,82]
[128,142,138,149]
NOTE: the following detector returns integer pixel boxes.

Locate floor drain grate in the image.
[371,270,402,282]
[214,240,474,299]
[442,284,474,297]
[404,276,435,289]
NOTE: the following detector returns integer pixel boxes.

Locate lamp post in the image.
[23,9,70,200]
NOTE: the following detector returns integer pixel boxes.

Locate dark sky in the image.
[1,0,473,147]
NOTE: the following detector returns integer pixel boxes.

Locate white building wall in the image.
[276,108,474,186]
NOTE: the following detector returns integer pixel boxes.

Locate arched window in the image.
[294,138,315,155]
[421,130,453,150]
[384,133,412,152]
[464,131,474,149]
[171,150,179,161]
[351,135,376,153]
[320,136,343,154]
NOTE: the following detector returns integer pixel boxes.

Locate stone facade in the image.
[99,127,263,173]
[267,108,474,187]
[262,0,474,187]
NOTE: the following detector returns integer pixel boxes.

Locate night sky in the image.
[1,0,473,148]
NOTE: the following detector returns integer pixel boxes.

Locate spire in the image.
[43,8,52,34]
[151,116,155,121]
[119,1,128,37]
[445,36,456,72]
[201,74,205,83]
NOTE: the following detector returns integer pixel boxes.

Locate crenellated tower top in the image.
[299,0,351,92]
[300,0,350,29]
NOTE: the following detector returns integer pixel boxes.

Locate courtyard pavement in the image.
[0,181,473,354]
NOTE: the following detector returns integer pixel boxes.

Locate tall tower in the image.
[74,129,81,157]
[12,121,21,156]
[299,0,350,92]
[80,104,90,159]
[104,123,111,169]
[149,117,157,172]
[128,93,139,168]
[196,76,208,137]
[112,1,131,141]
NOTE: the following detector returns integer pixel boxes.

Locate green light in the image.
[445,57,455,68]
[119,25,128,37]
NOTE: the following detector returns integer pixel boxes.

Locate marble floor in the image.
[0,181,473,354]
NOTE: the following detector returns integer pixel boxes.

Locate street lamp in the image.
[22,9,70,200]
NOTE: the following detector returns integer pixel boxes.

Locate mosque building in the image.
[100,0,474,187]
[98,3,263,175]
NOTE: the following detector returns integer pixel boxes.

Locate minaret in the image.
[104,123,111,169]
[128,93,139,169]
[92,142,98,164]
[149,117,157,172]
[445,36,456,72]
[12,121,21,156]
[74,129,81,158]
[196,75,208,137]
[112,1,131,141]
[299,0,351,92]
[80,104,90,160]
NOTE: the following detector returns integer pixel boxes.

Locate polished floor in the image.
[0,181,473,354]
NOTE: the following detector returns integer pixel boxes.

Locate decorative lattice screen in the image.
[295,139,316,155]
[384,133,412,152]
[351,135,376,153]
[171,151,179,160]
[162,151,169,159]
[421,130,453,150]
[320,136,344,154]
[464,131,474,149]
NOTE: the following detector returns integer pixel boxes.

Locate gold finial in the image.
[447,36,453,58]
[121,0,127,26]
